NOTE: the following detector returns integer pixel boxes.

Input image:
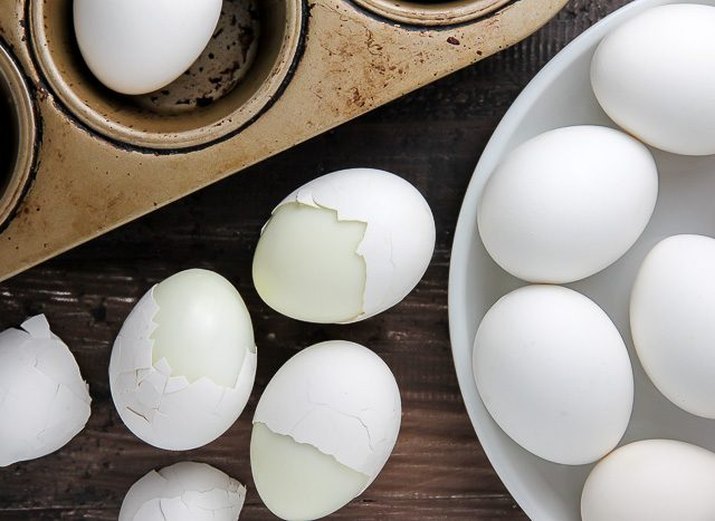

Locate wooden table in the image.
[0,1,628,519]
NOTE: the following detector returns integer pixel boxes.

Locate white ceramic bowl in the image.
[448,1,715,519]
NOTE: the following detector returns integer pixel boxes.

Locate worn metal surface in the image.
[0,0,565,282]
[0,1,628,519]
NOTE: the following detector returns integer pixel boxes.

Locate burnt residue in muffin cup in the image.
[134,0,260,114]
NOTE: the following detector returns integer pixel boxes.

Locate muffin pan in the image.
[0,0,565,282]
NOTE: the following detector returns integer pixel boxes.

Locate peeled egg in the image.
[109,269,256,450]
[478,125,658,283]
[119,461,246,521]
[473,285,633,465]
[0,315,91,467]
[631,234,715,418]
[251,340,401,521]
[74,0,222,95]
[591,4,715,156]
[582,439,715,521]
[252,168,435,324]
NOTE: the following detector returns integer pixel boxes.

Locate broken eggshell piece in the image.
[109,269,257,450]
[251,340,401,520]
[252,168,436,324]
[119,461,246,521]
[0,315,91,467]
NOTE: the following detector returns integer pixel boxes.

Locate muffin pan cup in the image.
[0,0,565,282]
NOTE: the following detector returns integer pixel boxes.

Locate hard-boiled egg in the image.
[582,440,715,521]
[119,461,246,521]
[251,340,401,521]
[253,168,435,324]
[473,285,633,465]
[74,0,222,95]
[478,125,658,283]
[109,269,256,450]
[591,4,715,156]
[631,234,715,419]
[0,315,91,467]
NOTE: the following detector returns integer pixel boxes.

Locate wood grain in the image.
[0,1,628,519]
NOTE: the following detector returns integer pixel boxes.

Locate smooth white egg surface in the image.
[74,0,222,95]
[119,461,246,521]
[0,315,91,467]
[591,4,715,156]
[581,439,715,521]
[109,269,256,450]
[473,285,633,465]
[477,125,658,284]
[631,234,715,419]
[252,168,435,324]
[251,340,401,521]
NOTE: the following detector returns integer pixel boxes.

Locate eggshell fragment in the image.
[253,168,435,324]
[581,440,715,521]
[631,234,715,418]
[473,285,633,465]
[0,315,91,467]
[251,340,401,520]
[109,269,256,450]
[74,0,223,95]
[119,461,246,521]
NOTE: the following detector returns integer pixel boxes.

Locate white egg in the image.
[581,439,715,521]
[251,340,401,521]
[478,125,658,283]
[631,234,715,418]
[591,4,715,156]
[109,269,256,450]
[0,315,91,467]
[473,285,633,465]
[74,0,222,95]
[119,461,246,521]
[252,168,435,324]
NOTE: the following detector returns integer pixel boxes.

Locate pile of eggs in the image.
[473,4,715,519]
[0,167,436,521]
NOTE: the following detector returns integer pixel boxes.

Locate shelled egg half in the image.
[74,0,223,95]
[253,168,436,324]
[119,461,246,521]
[251,340,401,521]
[473,285,633,465]
[0,315,91,467]
[109,269,256,450]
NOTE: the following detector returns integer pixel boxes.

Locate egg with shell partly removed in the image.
[109,269,256,451]
[252,168,435,324]
[0,315,91,467]
[251,340,401,521]
[119,461,246,521]
[581,440,715,521]
[74,0,222,95]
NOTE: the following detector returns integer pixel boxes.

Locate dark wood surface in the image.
[0,1,627,519]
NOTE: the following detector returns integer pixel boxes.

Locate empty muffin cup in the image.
[29,0,304,150]
[0,44,36,228]
[353,0,512,26]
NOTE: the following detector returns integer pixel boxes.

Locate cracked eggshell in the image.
[253,340,401,481]
[109,269,257,450]
[0,315,91,467]
[119,461,246,521]
[254,168,435,324]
